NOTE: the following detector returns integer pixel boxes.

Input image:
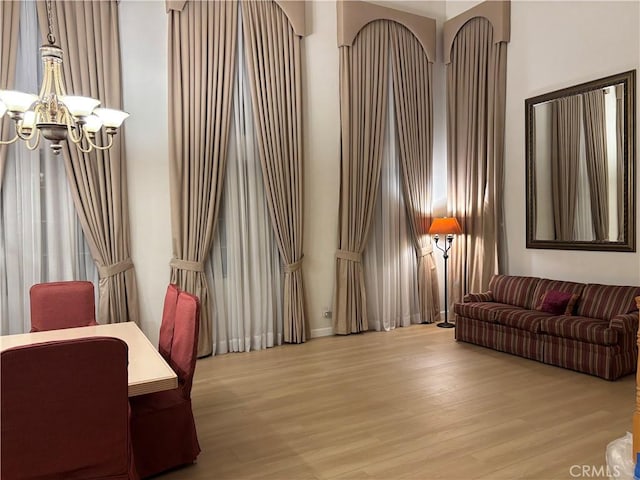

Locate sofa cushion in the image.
[454,302,513,323]
[488,275,540,310]
[494,308,554,333]
[536,290,580,315]
[531,278,585,311]
[463,291,494,303]
[609,313,639,334]
[576,284,640,320]
[540,315,618,345]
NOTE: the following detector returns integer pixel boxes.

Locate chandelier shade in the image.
[0,91,39,112]
[0,1,128,155]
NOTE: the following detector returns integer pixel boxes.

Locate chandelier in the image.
[0,0,128,155]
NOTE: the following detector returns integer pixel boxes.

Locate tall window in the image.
[363,46,420,332]
[0,1,96,334]
[206,10,284,354]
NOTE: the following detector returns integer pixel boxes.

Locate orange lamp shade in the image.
[428,217,462,235]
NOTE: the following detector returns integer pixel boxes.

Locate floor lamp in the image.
[428,217,462,328]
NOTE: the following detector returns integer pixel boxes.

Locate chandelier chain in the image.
[46,0,56,45]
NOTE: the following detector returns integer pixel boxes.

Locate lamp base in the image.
[436,321,455,329]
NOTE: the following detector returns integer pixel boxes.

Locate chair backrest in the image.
[170,290,200,398]
[1,337,130,480]
[30,281,98,332]
[158,284,180,362]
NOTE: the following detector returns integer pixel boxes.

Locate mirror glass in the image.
[526,70,636,251]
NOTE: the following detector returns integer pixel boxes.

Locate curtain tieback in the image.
[284,256,304,274]
[418,245,433,257]
[336,249,361,263]
[170,258,204,273]
[98,258,134,278]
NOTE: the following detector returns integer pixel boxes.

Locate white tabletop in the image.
[0,322,178,397]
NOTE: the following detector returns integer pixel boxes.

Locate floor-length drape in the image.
[582,89,609,241]
[36,0,139,325]
[550,96,581,241]
[0,1,20,184]
[615,85,624,241]
[389,22,439,323]
[1,1,97,335]
[333,22,390,335]
[240,1,306,343]
[207,21,283,353]
[447,17,507,305]
[363,81,421,331]
[168,1,238,356]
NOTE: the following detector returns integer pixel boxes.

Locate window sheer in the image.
[206,11,284,354]
[0,0,97,334]
[363,54,421,332]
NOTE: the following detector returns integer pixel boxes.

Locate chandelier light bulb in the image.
[21,111,37,130]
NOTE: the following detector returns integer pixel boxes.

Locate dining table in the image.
[0,322,177,397]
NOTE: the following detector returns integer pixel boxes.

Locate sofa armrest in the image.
[463,291,494,303]
[609,312,639,334]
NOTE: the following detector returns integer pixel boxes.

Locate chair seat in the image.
[129,388,186,414]
[130,390,200,479]
[129,289,201,479]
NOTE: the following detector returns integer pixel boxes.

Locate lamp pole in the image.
[433,234,455,328]
[428,217,462,329]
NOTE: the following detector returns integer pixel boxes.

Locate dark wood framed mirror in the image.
[525,70,636,252]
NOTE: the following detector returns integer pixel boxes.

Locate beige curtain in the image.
[447,17,507,303]
[333,22,390,334]
[550,96,581,241]
[0,2,20,185]
[615,85,624,240]
[168,1,238,356]
[388,23,439,323]
[240,1,307,343]
[582,90,609,241]
[36,1,139,325]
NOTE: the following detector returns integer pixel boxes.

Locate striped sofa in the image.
[454,274,640,380]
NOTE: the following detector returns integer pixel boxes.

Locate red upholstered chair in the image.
[130,290,201,478]
[158,284,180,362]
[30,280,98,332]
[1,337,135,480]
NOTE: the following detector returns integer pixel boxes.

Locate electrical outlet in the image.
[322,308,332,319]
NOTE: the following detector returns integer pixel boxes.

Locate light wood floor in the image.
[162,325,634,480]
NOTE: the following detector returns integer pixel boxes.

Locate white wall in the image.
[120,0,171,346]
[120,1,639,345]
[504,1,640,285]
[119,1,446,342]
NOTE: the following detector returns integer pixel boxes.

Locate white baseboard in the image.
[310,327,333,338]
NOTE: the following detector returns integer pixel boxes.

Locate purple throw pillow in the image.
[537,290,579,315]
